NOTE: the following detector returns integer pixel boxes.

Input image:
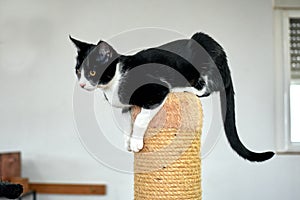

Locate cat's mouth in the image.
[84,87,96,91]
[79,83,97,91]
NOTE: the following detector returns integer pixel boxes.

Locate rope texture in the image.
[133,93,202,200]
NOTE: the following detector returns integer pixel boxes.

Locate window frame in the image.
[274,8,300,153]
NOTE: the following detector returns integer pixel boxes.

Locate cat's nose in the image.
[79,83,86,88]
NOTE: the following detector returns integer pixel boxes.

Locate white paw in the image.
[124,135,131,151]
[129,138,144,152]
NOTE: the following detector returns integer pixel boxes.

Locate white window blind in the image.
[289,18,300,143]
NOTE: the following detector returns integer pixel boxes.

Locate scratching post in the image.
[133,93,202,200]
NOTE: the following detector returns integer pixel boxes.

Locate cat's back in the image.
[157,36,214,72]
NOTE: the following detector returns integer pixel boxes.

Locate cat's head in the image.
[70,36,119,91]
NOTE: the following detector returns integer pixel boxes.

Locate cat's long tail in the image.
[191,32,274,161]
[221,82,274,162]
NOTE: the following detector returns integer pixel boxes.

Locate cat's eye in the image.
[77,69,81,74]
[90,70,96,76]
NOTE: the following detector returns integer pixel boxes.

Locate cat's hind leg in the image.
[194,75,211,97]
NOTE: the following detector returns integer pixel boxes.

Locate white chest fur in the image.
[100,63,127,108]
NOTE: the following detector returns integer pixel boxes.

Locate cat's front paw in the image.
[129,138,144,152]
[124,135,131,151]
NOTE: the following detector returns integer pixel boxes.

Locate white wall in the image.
[0,0,299,200]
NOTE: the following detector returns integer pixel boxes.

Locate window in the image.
[274,1,300,153]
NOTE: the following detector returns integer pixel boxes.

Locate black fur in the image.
[70,32,274,162]
[192,33,274,162]
[0,181,23,199]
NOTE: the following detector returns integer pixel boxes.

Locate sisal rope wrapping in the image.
[132,93,202,200]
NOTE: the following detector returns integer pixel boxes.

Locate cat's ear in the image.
[69,35,93,52]
[96,41,116,64]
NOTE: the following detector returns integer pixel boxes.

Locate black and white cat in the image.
[70,32,274,162]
